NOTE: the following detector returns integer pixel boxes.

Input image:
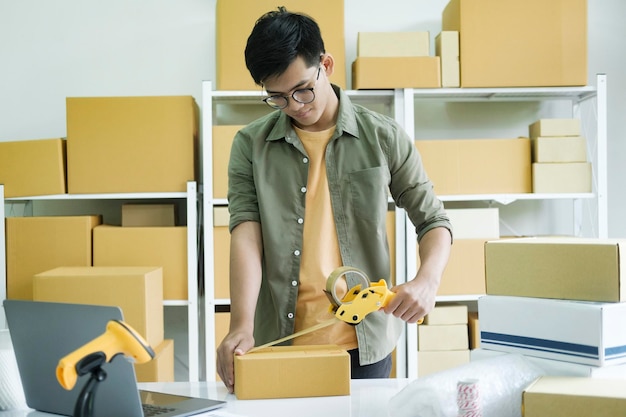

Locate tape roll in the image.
[325,266,371,308]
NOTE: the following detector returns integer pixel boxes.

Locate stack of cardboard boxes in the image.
[474,237,626,415]
[530,118,592,193]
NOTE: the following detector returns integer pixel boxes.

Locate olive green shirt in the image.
[227,85,451,365]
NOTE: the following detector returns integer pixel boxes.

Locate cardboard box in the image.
[93,225,188,300]
[418,350,470,377]
[234,345,350,399]
[424,304,468,325]
[435,31,460,88]
[0,138,66,198]
[5,215,101,300]
[523,376,626,417]
[468,312,480,349]
[478,295,626,366]
[421,238,487,296]
[532,162,592,193]
[529,118,581,138]
[213,207,231,299]
[415,138,531,195]
[33,266,164,348]
[352,57,441,89]
[357,32,430,57]
[66,96,198,193]
[472,349,626,379]
[532,136,587,163]
[134,339,174,383]
[418,324,469,351]
[122,204,176,227]
[216,0,346,90]
[442,0,587,87]
[212,126,244,199]
[446,208,499,239]
[485,237,625,302]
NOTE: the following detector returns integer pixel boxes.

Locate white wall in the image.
[1,0,623,236]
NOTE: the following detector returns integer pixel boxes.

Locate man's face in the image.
[262,56,329,129]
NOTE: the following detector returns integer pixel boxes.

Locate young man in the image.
[216,7,452,392]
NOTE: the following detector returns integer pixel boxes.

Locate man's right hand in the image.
[216,331,255,393]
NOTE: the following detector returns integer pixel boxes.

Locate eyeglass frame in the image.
[262,66,322,109]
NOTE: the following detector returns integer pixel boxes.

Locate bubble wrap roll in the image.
[0,331,26,411]
[388,354,544,417]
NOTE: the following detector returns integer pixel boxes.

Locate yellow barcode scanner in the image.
[56,320,155,390]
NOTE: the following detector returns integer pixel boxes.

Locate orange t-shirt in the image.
[292,125,357,350]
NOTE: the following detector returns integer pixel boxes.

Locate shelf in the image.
[436,294,483,302]
[409,85,597,103]
[4,191,188,201]
[440,192,595,205]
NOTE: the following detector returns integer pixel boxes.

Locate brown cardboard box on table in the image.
[122,204,176,227]
[134,339,174,383]
[415,138,531,195]
[33,266,164,348]
[234,345,350,399]
[523,376,626,417]
[5,215,101,300]
[216,0,346,90]
[352,57,441,89]
[66,96,198,194]
[93,225,188,300]
[0,138,66,198]
[442,0,587,87]
[485,237,626,302]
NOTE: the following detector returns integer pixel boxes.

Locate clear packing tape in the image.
[388,354,544,417]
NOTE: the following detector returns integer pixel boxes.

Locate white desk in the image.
[0,379,412,417]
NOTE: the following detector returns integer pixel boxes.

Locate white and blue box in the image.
[478,295,626,367]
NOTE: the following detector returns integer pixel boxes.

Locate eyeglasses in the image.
[262,66,321,109]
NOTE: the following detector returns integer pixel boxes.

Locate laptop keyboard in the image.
[142,404,176,417]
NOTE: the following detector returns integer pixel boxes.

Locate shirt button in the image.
[300,186,307,193]
[297,218,303,224]
[291,280,298,286]
[302,157,309,163]
[287,313,294,319]
[294,250,301,256]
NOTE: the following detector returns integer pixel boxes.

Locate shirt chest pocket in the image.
[347,166,390,221]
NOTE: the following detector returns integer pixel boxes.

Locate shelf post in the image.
[0,185,6,329]
[596,74,608,238]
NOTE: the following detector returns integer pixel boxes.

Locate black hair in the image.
[245,7,325,85]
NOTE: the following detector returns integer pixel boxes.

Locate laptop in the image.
[3,299,225,417]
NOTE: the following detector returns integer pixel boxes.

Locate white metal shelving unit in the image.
[403,74,608,379]
[0,181,201,382]
[200,74,608,381]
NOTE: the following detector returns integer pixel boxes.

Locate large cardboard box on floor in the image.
[478,295,626,366]
[212,126,244,199]
[216,0,345,90]
[352,57,441,89]
[485,237,626,302]
[415,138,531,195]
[442,0,587,87]
[0,138,66,198]
[66,96,198,194]
[357,32,430,57]
[532,162,592,193]
[421,238,487,296]
[5,216,101,300]
[134,339,174,383]
[93,225,188,300]
[33,266,164,348]
[523,376,626,417]
[234,345,350,399]
[213,207,230,299]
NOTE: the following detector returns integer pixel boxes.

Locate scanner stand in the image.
[73,352,108,417]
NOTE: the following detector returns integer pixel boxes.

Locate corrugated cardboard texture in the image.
[234,345,350,399]
[0,138,66,198]
[485,237,625,302]
[33,266,164,347]
[216,0,345,90]
[6,216,101,300]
